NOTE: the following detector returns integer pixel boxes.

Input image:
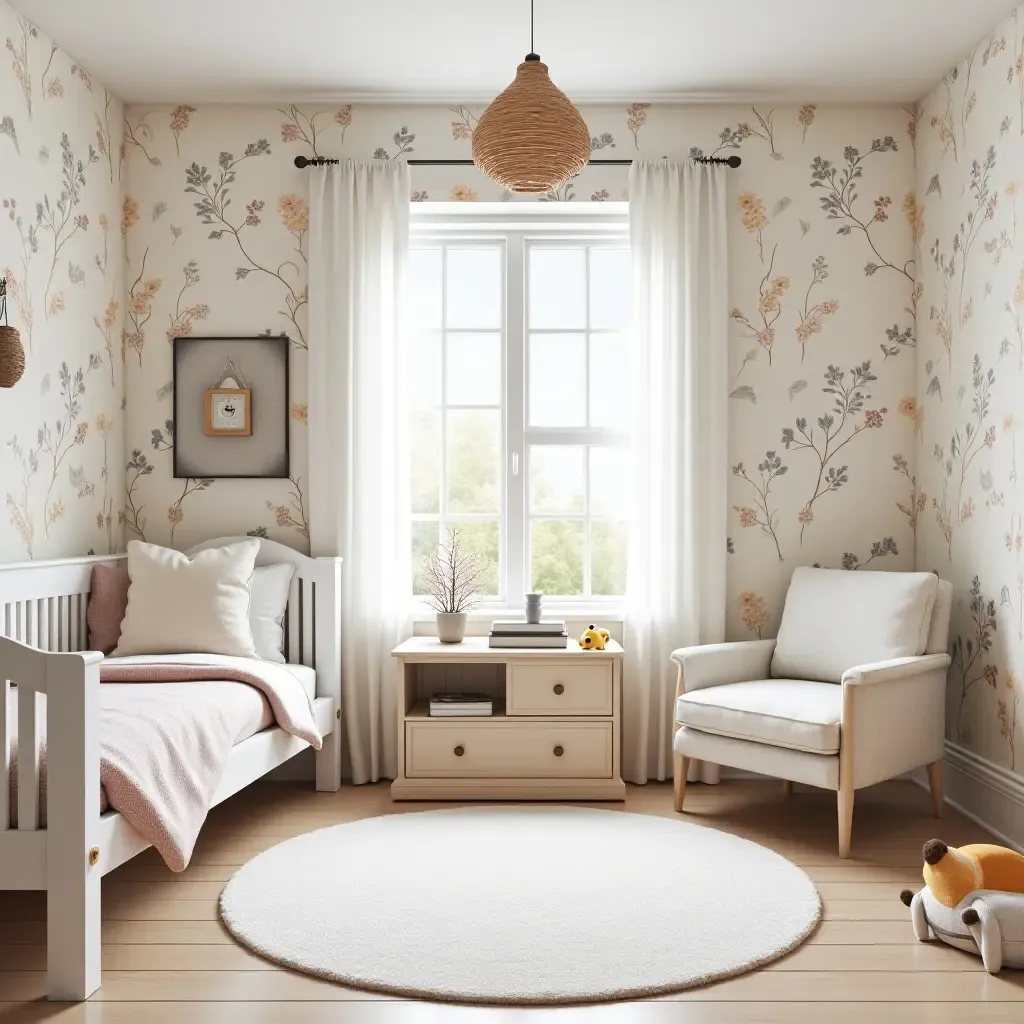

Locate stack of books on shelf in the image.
[428,693,493,717]
[488,620,568,648]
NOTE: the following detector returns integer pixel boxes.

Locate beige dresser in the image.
[391,637,625,801]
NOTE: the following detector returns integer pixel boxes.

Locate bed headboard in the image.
[0,537,342,707]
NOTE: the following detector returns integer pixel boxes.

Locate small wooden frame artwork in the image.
[205,387,252,436]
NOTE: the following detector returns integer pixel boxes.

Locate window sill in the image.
[412,606,625,629]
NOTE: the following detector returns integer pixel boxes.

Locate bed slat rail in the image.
[0,556,125,655]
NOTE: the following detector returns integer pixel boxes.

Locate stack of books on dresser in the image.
[428,693,493,717]
[488,620,568,648]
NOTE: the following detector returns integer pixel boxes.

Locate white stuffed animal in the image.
[901,885,1024,973]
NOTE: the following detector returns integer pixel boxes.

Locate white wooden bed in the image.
[0,536,342,1001]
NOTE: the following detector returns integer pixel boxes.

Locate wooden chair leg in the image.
[673,752,688,812]
[782,779,793,795]
[837,782,854,859]
[926,760,944,818]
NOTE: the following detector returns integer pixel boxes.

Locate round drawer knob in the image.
[553,745,564,757]
[454,745,465,757]
[553,683,565,695]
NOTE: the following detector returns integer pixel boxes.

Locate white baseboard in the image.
[911,741,1024,853]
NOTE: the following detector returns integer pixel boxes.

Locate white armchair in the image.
[671,567,953,858]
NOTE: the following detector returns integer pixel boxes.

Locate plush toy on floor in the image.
[899,839,1024,972]
[579,625,610,651]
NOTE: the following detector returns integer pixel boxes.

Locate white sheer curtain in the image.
[623,159,729,785]
[308,160,411,784]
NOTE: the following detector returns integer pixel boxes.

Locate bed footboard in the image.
[1,637,104,1000]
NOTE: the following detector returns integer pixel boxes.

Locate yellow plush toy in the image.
[579,625,610,651]
[917,839,1024,908]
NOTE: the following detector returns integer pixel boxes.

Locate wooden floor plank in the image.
[1,1003,1023,1024]
[0,777,1012,1020]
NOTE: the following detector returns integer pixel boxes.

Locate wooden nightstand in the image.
[390,637,625,801]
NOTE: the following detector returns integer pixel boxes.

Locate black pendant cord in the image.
[294,154,740,169]
[0,279,7,327]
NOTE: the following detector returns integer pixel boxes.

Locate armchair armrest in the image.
[840,652,951,791]
[671,639,777,697]
[841,653,951,687]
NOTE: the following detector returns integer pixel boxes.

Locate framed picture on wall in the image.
[205,387,252,436]
[173,335,289,478]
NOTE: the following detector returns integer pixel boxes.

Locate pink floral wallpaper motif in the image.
[917,4,1024,777]
[1,0,125,560]
[121,100,916,637]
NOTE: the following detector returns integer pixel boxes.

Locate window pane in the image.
[446,247,502,329]
[448,409,500,513]
[412,520,439,595]
[450,521,500,597]
[409,247,442,330]
[529,333,585,426]
[447,333,501,406]
[589,447,629,518]
[589,247,631,330]
[411,410,441,514]
[530,447,585,513]
[529,247,585,329]
[591,520,627,596]
[589,333,628,429]
[531,520,584,596]
[409,330,441,410]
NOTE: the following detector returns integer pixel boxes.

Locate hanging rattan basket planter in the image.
[0,282,25,389]
[472,56,591,194]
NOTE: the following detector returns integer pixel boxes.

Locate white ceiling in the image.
[11,0,1018,104]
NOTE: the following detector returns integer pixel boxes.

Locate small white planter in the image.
[436,612,468,644]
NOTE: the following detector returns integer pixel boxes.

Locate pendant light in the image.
[472,0,591,194]
[0,280,25,389]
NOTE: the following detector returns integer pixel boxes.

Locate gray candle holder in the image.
[525,593,543,624]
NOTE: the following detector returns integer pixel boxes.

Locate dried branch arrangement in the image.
[422,526,486,614]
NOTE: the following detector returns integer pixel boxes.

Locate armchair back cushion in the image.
[770,567,939,683]
[926,579,954,655]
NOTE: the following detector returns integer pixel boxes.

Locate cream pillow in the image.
[770,567,938,683]
[112,539,261,658]
[249,563,295,663]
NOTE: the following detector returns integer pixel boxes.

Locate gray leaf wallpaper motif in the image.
[917,3,1024,778]
[1,0,125,561]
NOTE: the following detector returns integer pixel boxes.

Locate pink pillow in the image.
[87,563,130,654]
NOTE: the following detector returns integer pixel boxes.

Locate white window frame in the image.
[410,202,630,618]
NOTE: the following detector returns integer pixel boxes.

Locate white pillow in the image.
[112,539,261,658]
[770,567,938,683]
[249,563,295,663]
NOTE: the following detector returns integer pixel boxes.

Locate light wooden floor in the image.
[1,778,1023,1022]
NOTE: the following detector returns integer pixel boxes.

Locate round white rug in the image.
[220,806,820,1004]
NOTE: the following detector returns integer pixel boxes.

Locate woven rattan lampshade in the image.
[0,281,25,388]
[472,56,591,194]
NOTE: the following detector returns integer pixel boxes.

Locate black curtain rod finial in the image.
[294,154,340,168]
[693,154,742,168]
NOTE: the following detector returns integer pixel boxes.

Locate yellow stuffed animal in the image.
[918,839,1024,908]
[579,625,610,651]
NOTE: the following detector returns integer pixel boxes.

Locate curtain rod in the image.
[293,154,741,169]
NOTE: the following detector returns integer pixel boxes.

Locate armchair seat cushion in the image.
[675,679,842,755]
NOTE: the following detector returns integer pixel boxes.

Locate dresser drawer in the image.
[405,721,613,778]
[507,662,613,716]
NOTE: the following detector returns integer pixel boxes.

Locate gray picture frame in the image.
[172,336,290,479]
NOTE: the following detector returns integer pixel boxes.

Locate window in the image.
[408,204,630,609]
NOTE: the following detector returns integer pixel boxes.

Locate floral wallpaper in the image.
[1,0,124,561]
[121,100,917,638]
[917,4,1024,778]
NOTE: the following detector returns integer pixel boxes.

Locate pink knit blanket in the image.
[8,655,321,870]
